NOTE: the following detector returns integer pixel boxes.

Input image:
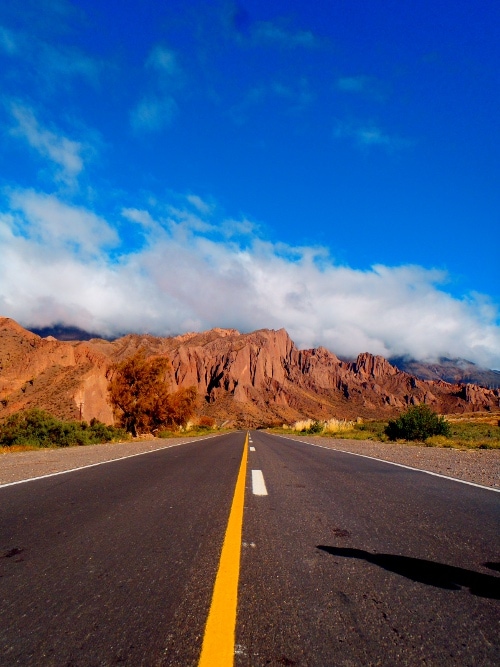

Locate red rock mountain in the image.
[1,317,498,427]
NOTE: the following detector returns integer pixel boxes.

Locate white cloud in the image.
[230,78,313,124]
[0,26,18,54]
[8,103,86,186]
[129,44,182,132]
[8,189,117,254]
[121,207,157,229]
[146,45,178,75]
[253,21,317,48]
[336,76,387,101]
[221,217,257,238]
[130,96,177,131]
[356,127,392,146]
[39,42,98,85]
[334,120,412,151]
[0,191,499,370]
[0,22,99,92]
[337,76,368,92]
[166,206,214,235]
[186,194,214,215]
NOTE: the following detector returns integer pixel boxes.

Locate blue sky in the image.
[1,0,499,368]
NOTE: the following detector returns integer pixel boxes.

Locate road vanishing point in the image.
[1,431,499,666]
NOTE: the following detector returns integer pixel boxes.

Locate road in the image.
[238,431,499,666]
[1,431,499,666]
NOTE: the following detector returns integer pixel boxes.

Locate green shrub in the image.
[0,408,127,448]
[385,405,450,441]
[306,420,323,434]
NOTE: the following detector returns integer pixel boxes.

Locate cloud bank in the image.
[1,188,499,370]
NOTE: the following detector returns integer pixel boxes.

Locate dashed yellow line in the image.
[198,432,248,666]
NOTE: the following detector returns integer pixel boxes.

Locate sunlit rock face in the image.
[1,317,498,427]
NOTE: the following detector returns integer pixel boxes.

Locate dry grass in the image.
[273,411,500,450]
[285,417,359,434]
[291,419,315,432]
[323,417,356,434]
[445,411,500,425]
[435,418,500,449]
[0,444,45,453]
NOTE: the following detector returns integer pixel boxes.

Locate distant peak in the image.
[27,323,106,342]
[211,328,240,336]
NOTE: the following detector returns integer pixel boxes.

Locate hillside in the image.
[1,317,499,428]
[390,356,500,389]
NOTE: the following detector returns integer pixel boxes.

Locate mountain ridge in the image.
[26,323,500,387]
[1,317,499,428]
[389,356,500,389]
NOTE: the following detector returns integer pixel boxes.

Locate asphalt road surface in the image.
[1,431,499,666]
[239,431,499,666]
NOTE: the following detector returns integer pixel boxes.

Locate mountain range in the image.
[389,356,500,389]
[30,324,500,388]
[1,317,499,428]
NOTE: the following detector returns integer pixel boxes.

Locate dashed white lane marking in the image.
[251,469,268,496]
[250,446,256,452]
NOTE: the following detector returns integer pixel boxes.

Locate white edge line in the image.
[0,433,229,489]
[271,434,500,493]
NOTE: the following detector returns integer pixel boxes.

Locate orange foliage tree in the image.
[198,416,216,429]
[108,350,197,436]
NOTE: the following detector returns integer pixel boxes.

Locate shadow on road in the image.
[317,546,500,599]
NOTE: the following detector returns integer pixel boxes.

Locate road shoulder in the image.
[269,433,500,489]
[0,434,224,486]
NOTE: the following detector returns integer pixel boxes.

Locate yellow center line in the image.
[198,432,249,666]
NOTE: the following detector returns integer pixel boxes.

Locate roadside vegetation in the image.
[0,408,128,451]
[156,416,224,438]
[0,407,227,451]
[0,357,224,451]
[437,415,500,450]
[385,405,450,441]
[273,407,500,449]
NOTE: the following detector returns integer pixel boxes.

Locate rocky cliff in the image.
[1,317,498,427]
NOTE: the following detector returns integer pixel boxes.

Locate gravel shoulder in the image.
[275,433,500,490]
[1,433,499,490]
[0,435,220,486]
